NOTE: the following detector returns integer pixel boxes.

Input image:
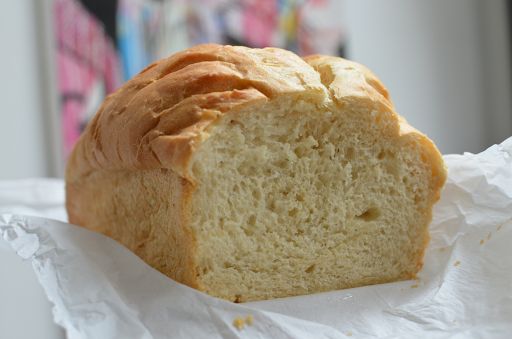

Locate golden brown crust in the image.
[66,168,200,288]
[69,45,444,189]
[304,55,393,109]
[67,44,328,183]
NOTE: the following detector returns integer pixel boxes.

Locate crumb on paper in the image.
[346,331,353,336]
[410,284,419,288]
[480,239,485,245]
[233,317,245,330]
[454,260,461,267]
[487,232,492,240]
[233,315,254,330]
[496,217,511,231]
[439,247,446,252]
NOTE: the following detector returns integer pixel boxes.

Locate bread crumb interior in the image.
[190,98,434,301]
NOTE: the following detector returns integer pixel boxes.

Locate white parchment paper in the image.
[1,137,512,338]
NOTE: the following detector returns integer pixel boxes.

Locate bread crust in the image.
[66,44,327,183]
[66,44,446,295]
[68,44,445,189]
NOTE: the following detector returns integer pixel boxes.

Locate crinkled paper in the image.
[2,137,512,338]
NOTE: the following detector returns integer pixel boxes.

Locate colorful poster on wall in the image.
[54,0,346,160]
[54,0,122,158]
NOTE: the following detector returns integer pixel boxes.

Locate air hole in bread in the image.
[252,189,261,200]
[248,215,256,226]
[345,147,355,160]
[377,150,385,160]
[305,264,316,273]
[351,168,359,180]
[288,208,298,217]
[356,207,381,222]
[243,227,254,236]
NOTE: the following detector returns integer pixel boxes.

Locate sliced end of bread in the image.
[188,96,444,301]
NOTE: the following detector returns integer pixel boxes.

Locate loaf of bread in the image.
[66,44,446,302]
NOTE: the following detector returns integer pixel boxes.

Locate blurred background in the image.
[0,0,511,338]
[0,0,511,180]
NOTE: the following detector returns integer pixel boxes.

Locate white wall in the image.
[479,0,512,148]
[0,1,53,179]
[343,0,511,154]
[0,2,64,339]
[0,1,510,175]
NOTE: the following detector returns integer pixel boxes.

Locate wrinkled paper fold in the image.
[2,137,512,338]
